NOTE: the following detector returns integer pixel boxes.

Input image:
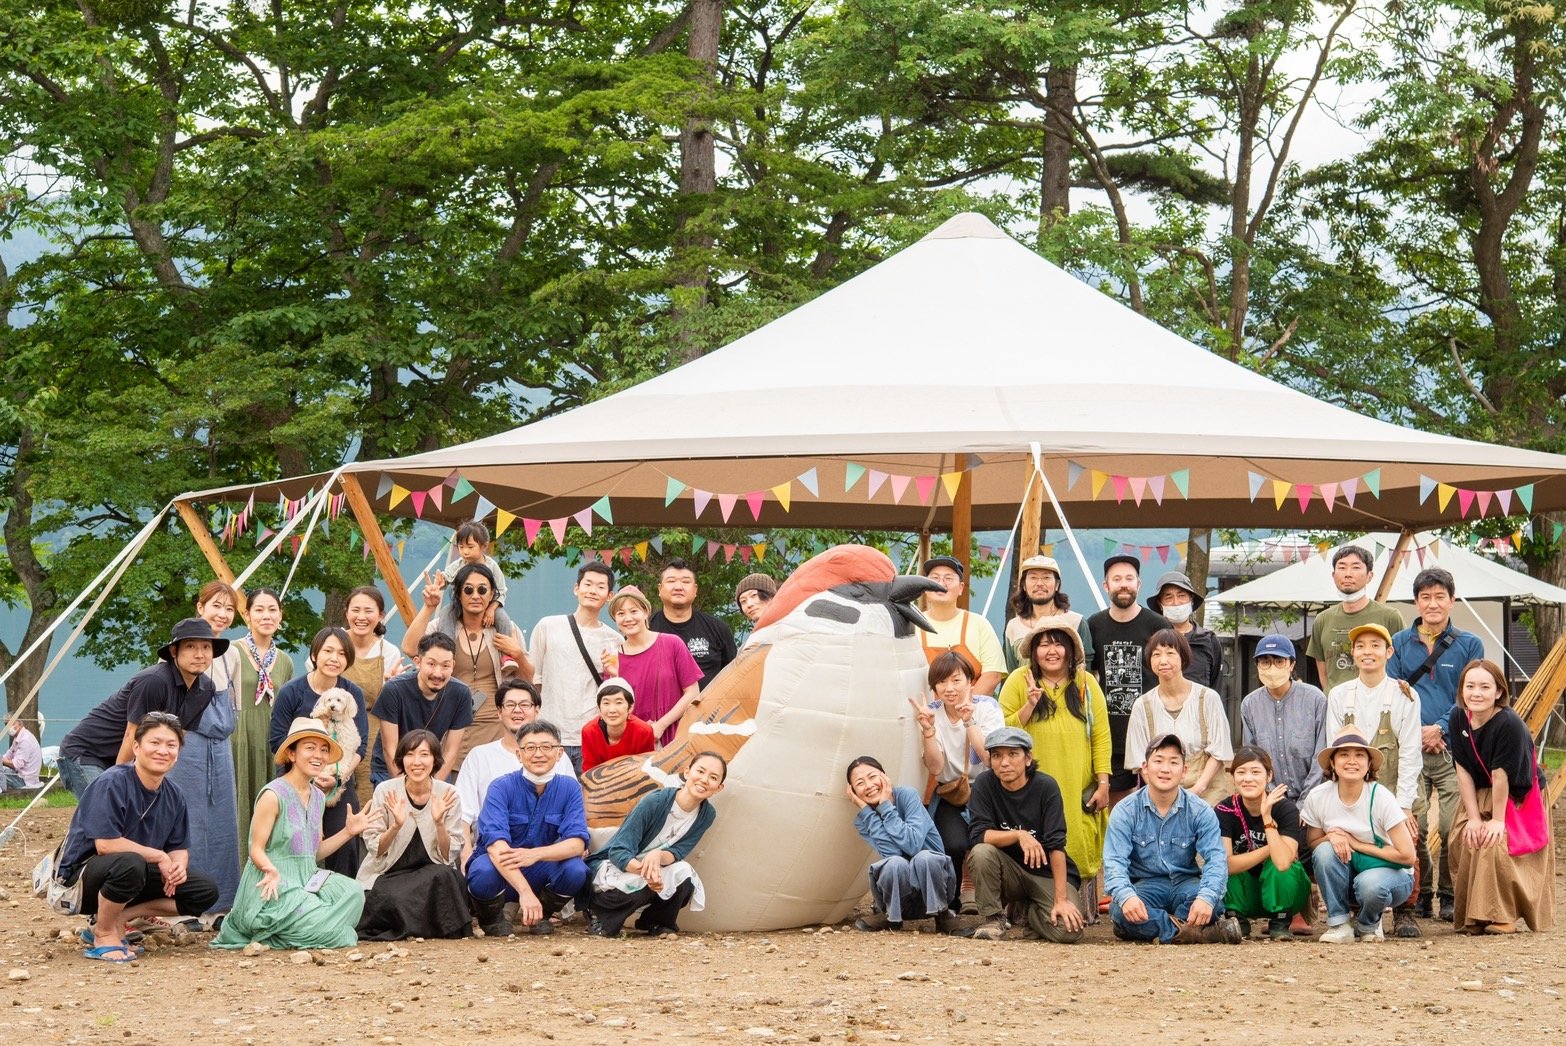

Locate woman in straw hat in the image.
[213,718,366,950]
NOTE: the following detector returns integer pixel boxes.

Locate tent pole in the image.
[1018,465,1045,565]
[1375,527,1416,602]
[917,530,932,569]
[953,468,972,610]
[340,474,418,625]
[174,498,250,623]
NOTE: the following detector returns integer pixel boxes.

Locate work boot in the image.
[1174,914,1242,944]
[934,910,981,936]
[1413,895,1434,919]
[1438,894,1455,922]
[958,916,1008,941]
[853,912,899,932]
[472,895,513,938]
[1392,909,1422,938]
[1266,918,1293,942]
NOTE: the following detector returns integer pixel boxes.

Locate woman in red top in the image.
[581,679,656,772]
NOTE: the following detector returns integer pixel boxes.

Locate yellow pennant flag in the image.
[752,542,767,562]
[1512,530,1524,552]
[1040,543,1054,556]
[635,541,649,561]
[388,484,410,510]
[396,540,406,561]
[1175,541,1187,558]
[495,509,516,538]
[1090,471,1109,499]
[770,482,792,512]
[940,472,963,501]
[1271,479,1291,510]
[1436,483,1456,512]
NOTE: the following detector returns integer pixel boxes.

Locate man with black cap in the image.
[1003,554,1093,671]
[958,726,1085,942]
[1146,570,1222,690]
[1103,732,1241,944]
[1086,555,1170,801]
[57,618,225,798]
[919,556,1006,698]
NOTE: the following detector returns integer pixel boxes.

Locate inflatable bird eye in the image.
[581,545,942,931]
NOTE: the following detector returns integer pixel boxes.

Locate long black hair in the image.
[1025,628,1086,724]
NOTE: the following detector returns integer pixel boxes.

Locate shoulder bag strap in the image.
[567,616,605,687]
[1404,631,1454,685]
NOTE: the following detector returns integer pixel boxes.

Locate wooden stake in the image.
[174,499,249,624]
[340,473,417,625]
[953,469,973,610]
[1374,528,1415,602]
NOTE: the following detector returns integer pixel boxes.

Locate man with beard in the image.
[1306,546,1405,693]
[1087,556,1170,801]
[373,633,472,784]
[1003,555,1094,672]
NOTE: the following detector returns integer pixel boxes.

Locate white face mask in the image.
[522,767,557,786]
[1256,664,1293,690]
[1162,603,1193,625]
[1338,583,1366,601]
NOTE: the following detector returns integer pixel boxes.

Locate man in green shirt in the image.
[1306,546,1406,692]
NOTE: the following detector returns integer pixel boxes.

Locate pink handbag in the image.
[1464,719,1550,857]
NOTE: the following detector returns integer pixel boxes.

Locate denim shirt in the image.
[854,785,945,860]
[1102,785,1228,908]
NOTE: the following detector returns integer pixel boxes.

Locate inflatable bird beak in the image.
[888,575,944,635]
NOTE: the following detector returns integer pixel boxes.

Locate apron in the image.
[921,612,983,678]
[1344,698,1420,898]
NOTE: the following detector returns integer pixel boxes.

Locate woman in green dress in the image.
[997,617,1112,918]
[213,717,366,950]
[232,588,294,850]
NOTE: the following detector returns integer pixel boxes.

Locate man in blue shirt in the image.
[1104,733,1240,944]
[465,721,589,938]
[1387,567,1483,924]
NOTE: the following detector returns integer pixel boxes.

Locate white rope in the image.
[1034,442,1106,612]
[231,471,340,594]
[979,469,1035,620]
[1455,589,1531,682]
[275,470,342,600]
[0,774,63,848]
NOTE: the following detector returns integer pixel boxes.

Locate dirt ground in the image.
[0,807,1562,1045]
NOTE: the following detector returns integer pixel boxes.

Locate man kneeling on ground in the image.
[1104,732,1241,944]
[958,727,1085,942]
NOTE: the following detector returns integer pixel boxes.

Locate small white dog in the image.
[309,687,360,806]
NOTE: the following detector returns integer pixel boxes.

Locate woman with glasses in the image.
[404,562,531,772]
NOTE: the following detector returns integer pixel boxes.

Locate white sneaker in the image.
[1319,922,1356,944]
[1357,922,1385,942]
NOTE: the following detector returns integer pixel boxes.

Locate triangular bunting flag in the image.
[346,528,357,551]
[1416,545,1427,566]
[472,496,495,521]
[1341,476,1359,508]
[1319,482,1338,512]
[396,540,405,562]
[665,477,687,506]
[1362,468,1381,498]
[1148,475,1165,505]
[752,543,766,562]
[1091,470,1109,499]
[1436,483,1456,512]
[635,541,649,561]
[1194,532,1208,552]
[1512,531,1525,552]
[549,517,568,544]
[738,545,753,564]
[941,472,963,501]
[722,543,737,562]
[495,509,517,538]
[376,476,393,499]
[1129,476,1146,505]
[1157,545,1171,563]
[598,548,614,565]
[591,496,613,525]
[564,547,580,566]
[866,470,888,498]
[1112,475,1129,503]
[523,518,543,546]
[717,493,737,523]
[706,540,720,560]
[693,489,713,518]
[1140,545,1154,562]
[888,474,912,503]
[1475,490,1493,517]
[915,476,937,505]
[1295,484,1312,513]
[290,536,301,556]
[691,535,704,554]
[1517,483,1534,513]
[452,477,475,502]
[1419,475,1437,504]
[619,547,633,565]
[651,536,664,555]
[1272,479,1291,510]
[410,490,428,518]
[1170,469,1190,499]
[1104,537,1118,558]
[443,470,461,490]
[844,463,866,492]
[797,468,819,497]
[389,484,410,510]
[1175,541,1186,559]
[574,508,594,536]
[771,482,792,512]
[1067,461,1085,490]
[745,491,765,521]
[1247,471,1266,502]
[1496,489,1513,515]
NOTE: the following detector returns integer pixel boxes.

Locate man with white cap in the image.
[1146,570,1222,690]
[1239,635,1328,800]
[1004,554,1093,671]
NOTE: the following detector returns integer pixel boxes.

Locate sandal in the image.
[77,928,145,955]
[82,944,139,963]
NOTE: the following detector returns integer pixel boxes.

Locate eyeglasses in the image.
[141,712,182,727]
[501,700,537,712]
[461,585,492,596]
[520,743,561,755]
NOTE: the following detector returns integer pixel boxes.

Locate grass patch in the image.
[1542,748,1564,776]
[0,784,77,809]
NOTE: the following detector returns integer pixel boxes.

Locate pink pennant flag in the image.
[290,536,302,556]
[889,474,912,503]
[1496,489,1513,515]
[745,491,765,521]
[1157,545,1171,563]
[1457,488,1476,517]
[1319,482,1338,512]
[723,543,737,562]
[619,548,633,565]
[1295,484,1313,512]
[599,549,615,565]
[409,490,427,518]
[549,517,568,544]
[1341,476,1359,508]
[523,518,543,546]
[574,508,594,536]
[915,475,937,505]
[1129,477,1147,505]
[717,493,737,523]
[1475,490,1493,517]
[693,489,713,518]
[706,540,720,560]
[1112,476,1129,503]
[738,545,753,563]
[1140,545,1154,561]
[428,484,443,512]
[866,470,888,498]
[1148,475,1165,504]
[1416,546,1427,566]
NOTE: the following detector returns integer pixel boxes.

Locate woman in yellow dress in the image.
[998,616,1111,916]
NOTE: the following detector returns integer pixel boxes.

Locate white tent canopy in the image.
[183,213,1566,533]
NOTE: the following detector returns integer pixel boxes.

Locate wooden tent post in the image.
[174,499,249,624]
[340,474,418,625]
[1375,528,1416,602]
[953,469,972,610]
[1017,470,1045,568]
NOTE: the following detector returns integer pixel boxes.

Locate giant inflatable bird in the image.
[581,544,942,931]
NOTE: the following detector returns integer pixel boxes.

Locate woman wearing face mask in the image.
[1124,629,1234,806]
[1146,571,1223,691]
[1215,747,1312,940]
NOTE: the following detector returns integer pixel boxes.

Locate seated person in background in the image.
[1299,727,1416,943]
[1104,733,1240,944]
[3,715,42,790]
[1215,746,1311,941]
[57,714,219,962]
[457,678,574,870]
[845,755,959,934]
[587,752,728,938]
[356,730,470,941]
[580,679,656,773]
[465,721,589,938]
[959,727,1085,943]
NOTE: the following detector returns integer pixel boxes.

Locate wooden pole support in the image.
[340,473,417,625]
[174,499,249,624]
[1018,468,1045,569]
[1374,528,1415,603]
[953,469,973,611]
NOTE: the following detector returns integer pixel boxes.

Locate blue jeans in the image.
[466,852,590,902]
[1310,841,1414,930]
[1110,874,1216,943]
[56,756,107,799]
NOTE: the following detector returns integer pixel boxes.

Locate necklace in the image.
[461,624,486,664]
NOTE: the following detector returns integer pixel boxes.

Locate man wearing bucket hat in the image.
[1004,555,1093,672]
[957,726,1085,942]
[57,618,227,798]
[1324,621,1424,937]
[1146,570,1222,690]
[919,556,1007,698]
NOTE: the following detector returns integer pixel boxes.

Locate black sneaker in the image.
[1413,895,1434,918]
[528,918,556,936]
[585,918,616,939]
[1266,918,1293,941]
[1438,895,1455,923]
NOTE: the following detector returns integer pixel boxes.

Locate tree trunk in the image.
[671,0,723,365]
[1,429,58,734]
[1039,64,1077,233]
